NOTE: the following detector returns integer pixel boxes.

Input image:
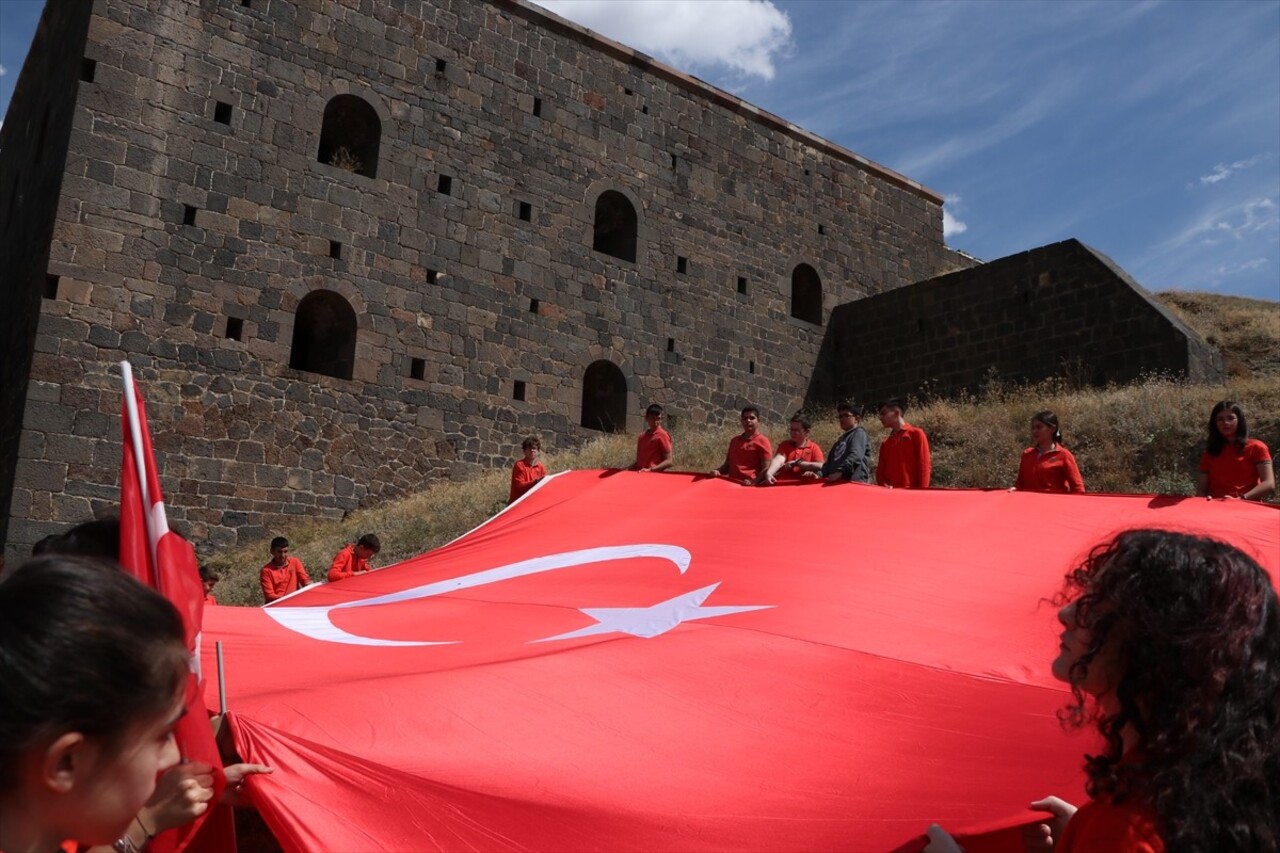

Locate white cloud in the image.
[1199,155,1263,185]
[0,64,8,77]
[942,194,967,238]
[530,0,793,81]
[1158,196,1278,253]
[1216,258,1267,275]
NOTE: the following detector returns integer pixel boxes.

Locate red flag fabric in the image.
[119,362,231,852]
[203,471,1279,851]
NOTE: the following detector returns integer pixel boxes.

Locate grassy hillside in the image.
[205,291,1279,606]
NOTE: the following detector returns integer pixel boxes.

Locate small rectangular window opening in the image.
[435,58,447,73]
[676,256,688,274]
[518,201,532,222]
[641,104,648,115]
[225,317,244,340]
[670,153,678,169]
[818,224,826,235]
[182,205,198,226]
[329,240,342,260]
[624,87,633,95]
[529,299,539,313]
[737,276,748,294]
[409,357,426,381]
[214,101,232,124]
[749,360,756,375]
[426,269,439,284]
[666,338,675,352]
[513,380,527,402]
[240,0,252,7]
[532,97,542,117]
[804,168,811,176]
[437,175,452,195]
[44,275,60,299]
[81,59,97,83]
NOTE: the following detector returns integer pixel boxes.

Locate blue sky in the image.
[3,0,1277,300]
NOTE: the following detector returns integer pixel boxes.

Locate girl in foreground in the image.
[1196,400,1275,501]
[0,556,188,852]
[928,529,1279,851]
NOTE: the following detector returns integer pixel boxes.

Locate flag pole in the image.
[216,641,228,715]
[120,361,156,554]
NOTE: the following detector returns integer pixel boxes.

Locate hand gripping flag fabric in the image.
[119,362,232,853]
[203,470,1279,851]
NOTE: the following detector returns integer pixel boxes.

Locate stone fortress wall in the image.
[1,0,968,559]
[809,239,1225,407]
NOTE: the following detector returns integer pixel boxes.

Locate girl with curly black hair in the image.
[1027,528,1280,851]
[927,529,1279,852]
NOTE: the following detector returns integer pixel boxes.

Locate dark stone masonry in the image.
[809,240,1225,407]
[0,0,1220,561]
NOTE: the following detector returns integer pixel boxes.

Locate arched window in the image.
[290,290,357,380]
[791,263,822,325]
[581,360,627,433]
[592,191,637,262]
[317,95,381,179]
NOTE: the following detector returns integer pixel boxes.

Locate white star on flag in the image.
[534,583,773,643]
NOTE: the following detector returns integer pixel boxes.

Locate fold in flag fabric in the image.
[119,361,232,853]
[204,471,1279,851]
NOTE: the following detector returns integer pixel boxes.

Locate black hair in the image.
[878,398,906,414]
[1206,400,1250,456]
[198,565,219,583]
[31,517,121,560]
[645,404,664,417]
[1032,410,1064,445]
[0,555,187,790]
[740,405,760,417]
[521,435,541,451]
[837,401,863,417]
[270,536,289,551]
[789,412,812,431]
[1058,529,1279,850]
[357,533,381,553]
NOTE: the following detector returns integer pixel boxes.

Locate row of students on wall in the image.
[511,399,1274,502]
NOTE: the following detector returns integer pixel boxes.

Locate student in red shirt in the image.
[924,529,1279,853]
[762,413,824,484]
[1195,400,1274,500]
[711,406,773,485]
[510,435,548,503]
[631,404,674,472]
[260,536,312,602]
[199,565,220,605]
[327,533,380,582]
[1014,410,1085,493]
[874,398,930,489]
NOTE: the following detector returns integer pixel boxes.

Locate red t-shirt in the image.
[510,459,547,502]
[260,556,312,602]
[875,424,931,489]
[1057,796,1165,853]
[1016,445,1085,493]
[635,427,673,470]
[327,543,372,582]
[774,439,824,482]
[204,592,218,605]
[1199,438,1271,498]
[725,433,773,482]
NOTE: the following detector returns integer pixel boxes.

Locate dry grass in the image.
[207,293,1279,606]
[1157,290,1280,378]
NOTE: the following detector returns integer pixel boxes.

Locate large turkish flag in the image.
[204,471,1278,851]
